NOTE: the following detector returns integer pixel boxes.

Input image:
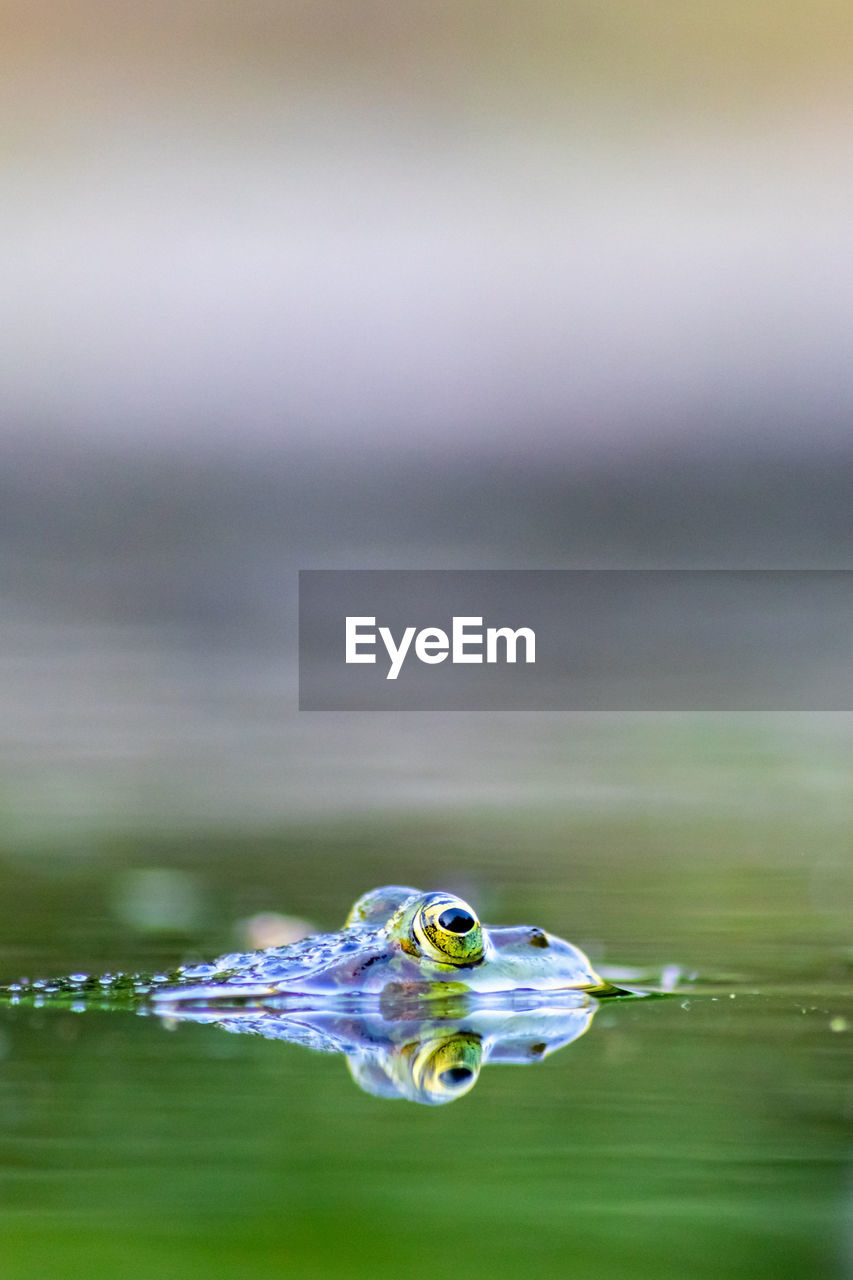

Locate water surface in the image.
[0,814,849,1279]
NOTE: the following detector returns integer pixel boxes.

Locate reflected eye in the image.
[413,894,484,965]
[409,1033,483,1103]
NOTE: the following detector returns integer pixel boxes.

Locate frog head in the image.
[347,885,613,995]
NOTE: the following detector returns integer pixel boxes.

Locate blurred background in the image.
[3,0,853,840]
[2,0,853,970]
[2,0,853,968]
[1,7,853,1275]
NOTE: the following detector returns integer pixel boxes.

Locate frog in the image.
[150,884,621,1006]
[1,884,621,1010]
[2,887,654,1104]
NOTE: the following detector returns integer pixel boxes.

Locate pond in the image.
[0,784,850,1280]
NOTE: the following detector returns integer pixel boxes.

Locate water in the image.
[0,806,850,1279]
[0,982,847,1278]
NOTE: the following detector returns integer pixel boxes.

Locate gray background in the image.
[3,2,853,835]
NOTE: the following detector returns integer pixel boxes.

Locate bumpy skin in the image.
[0,886,617,1011]
[151,885,615,1004]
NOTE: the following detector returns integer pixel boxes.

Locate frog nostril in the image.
[438,908,475,935]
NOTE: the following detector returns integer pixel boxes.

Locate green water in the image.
[0,802,850,1279]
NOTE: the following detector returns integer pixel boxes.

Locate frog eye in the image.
[408,1033,483,1104]
[413,894,484,966]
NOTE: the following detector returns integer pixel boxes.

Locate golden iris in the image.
[412,893,484,965]
[408,1033,483,1103]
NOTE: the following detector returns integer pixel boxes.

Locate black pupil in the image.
[440,1067,473,1085]
[438,907,475,935]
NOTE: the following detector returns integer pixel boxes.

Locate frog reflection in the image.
[157,993,599,1105]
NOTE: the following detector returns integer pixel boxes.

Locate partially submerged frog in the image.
[1,887,650,1104]
[152,884,620,1005]
[2,885,620,1009]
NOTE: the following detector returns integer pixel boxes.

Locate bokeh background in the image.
[3,0,853,841]
[2,4,853,1278]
